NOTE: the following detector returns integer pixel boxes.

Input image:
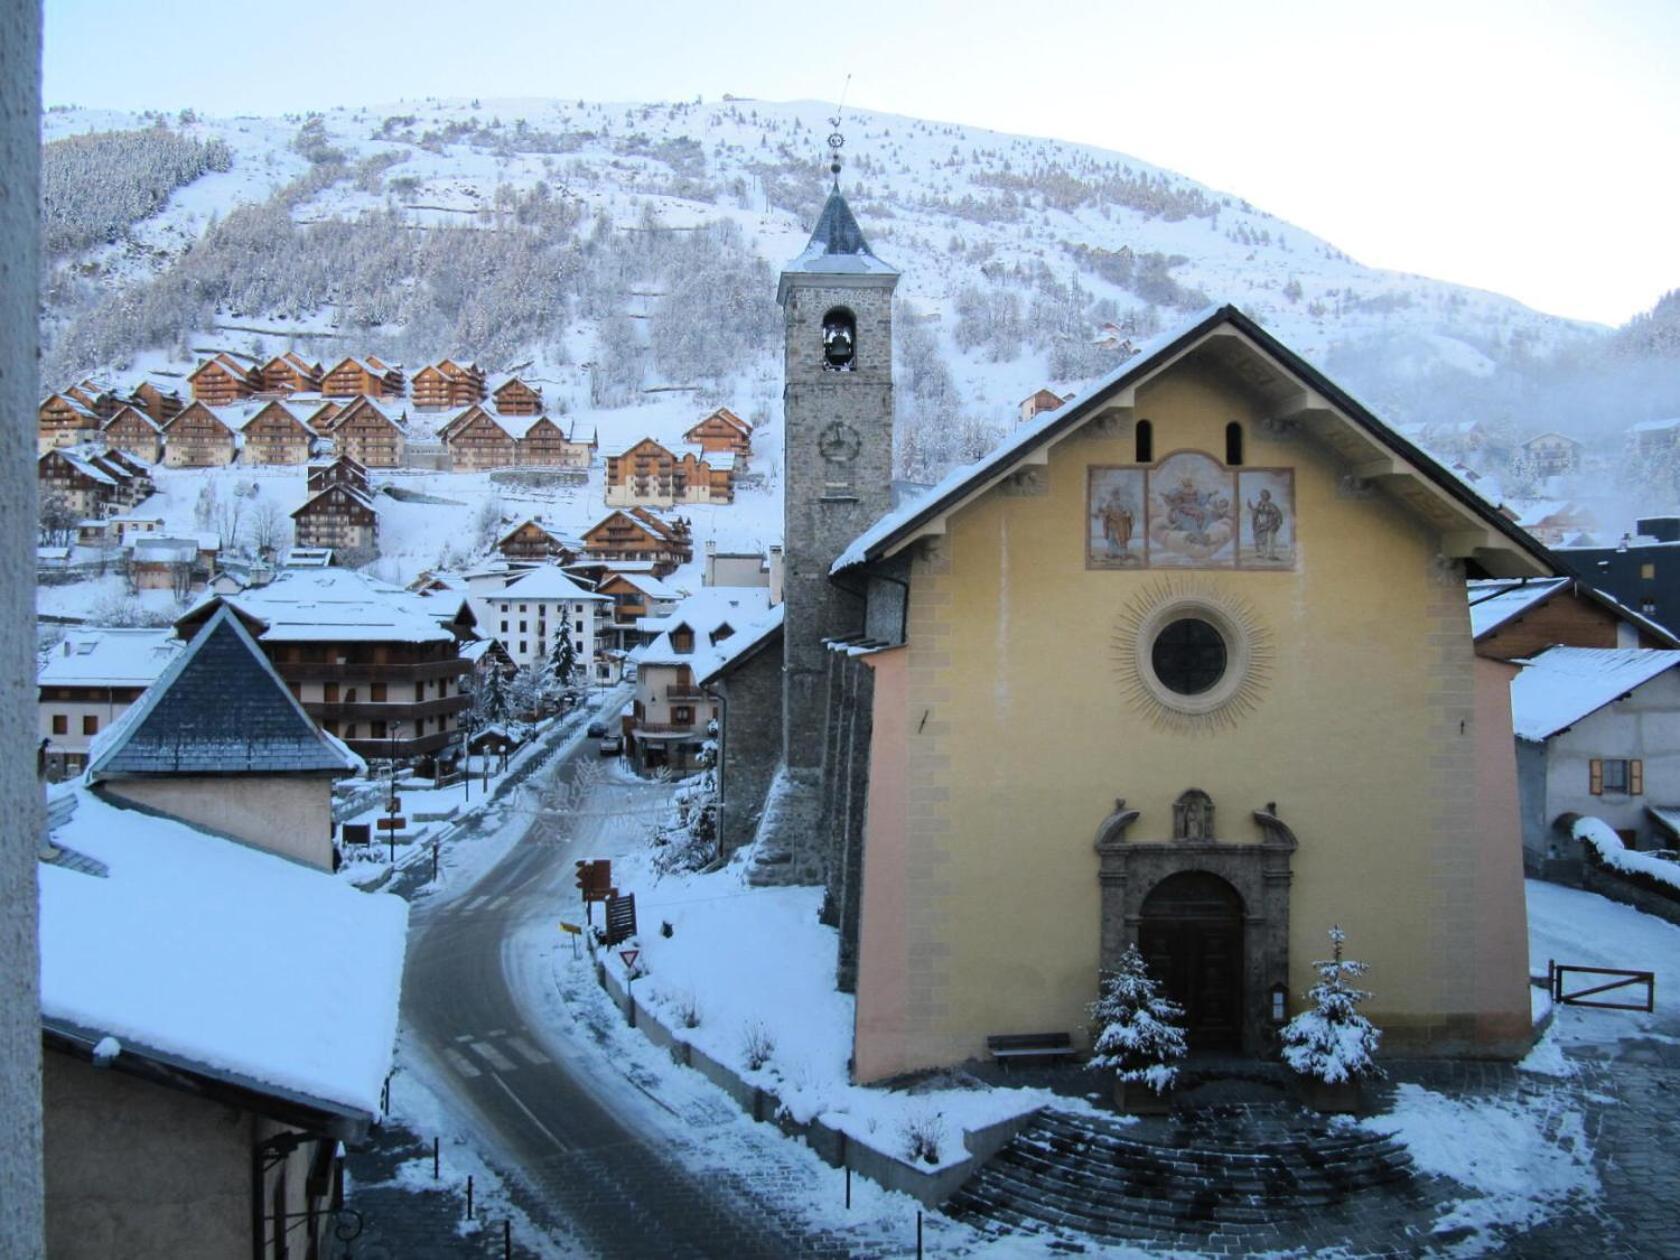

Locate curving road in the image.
[399,702,860,1258]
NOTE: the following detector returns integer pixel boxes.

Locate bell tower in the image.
[776,148,898,769]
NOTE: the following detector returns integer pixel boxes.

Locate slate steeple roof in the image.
[807,189,876,259]
[87,604,359,778]
[779,186,899,301]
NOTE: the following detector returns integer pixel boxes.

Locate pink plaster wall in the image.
[1473,655,1533,1048]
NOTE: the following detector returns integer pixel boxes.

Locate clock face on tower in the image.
[818,420,862,464]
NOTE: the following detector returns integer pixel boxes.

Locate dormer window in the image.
[671,625,694,653]
[709,623,734,646]
[822,308,856,371]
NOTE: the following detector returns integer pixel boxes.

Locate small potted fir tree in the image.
[1280,925,1384,1113]
[1087,944,1188,1114]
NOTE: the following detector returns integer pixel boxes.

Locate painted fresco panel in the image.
[1238,469,1295,568]
[1087,468,1147,568]
[1149,451,1237,568]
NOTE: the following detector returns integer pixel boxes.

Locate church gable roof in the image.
[833,304,1556,580]
[87,606,359,779]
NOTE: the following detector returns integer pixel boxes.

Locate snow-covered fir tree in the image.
[547,633,577,692]
[1280,925,1384,1084]
[1086,944,1188,1094]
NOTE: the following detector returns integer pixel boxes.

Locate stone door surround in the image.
[1095,790,1295,1054]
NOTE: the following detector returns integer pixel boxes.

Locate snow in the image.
[1509,646,1680,741]
[37,626,181,686]
[1573,815,1680,893]
[1466,577,1569,638]
[195,565,459,643]
[40,787,408,1117]
[630,586,776,677]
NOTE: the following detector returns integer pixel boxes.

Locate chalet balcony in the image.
[665,686,706,702]
[305,695,469,722]
[275,658,471,682]
[630,720,705,735]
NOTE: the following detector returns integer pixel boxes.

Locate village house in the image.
[291,483,379,556]
[1511,499,1596,547]
[717,188,1559,1086]
[699,605,785,851]
[123,377,185,427]
[39,606,404,1259]
[605,437,735,507]
[1628,416,1680,457]
[176,569,475,762]
[236,398,317,465]
[624,587,772,775]
[439,403,515,470]
[37,628,183,781]
[1558,516,1680,634]
[684,406,754,461]
[1018,387,1066,425]
[515,414,595,468]
[496,518,577,563]
[596,570,684,654]
[37,391,104,451]
[98,404,164,464]
[320,354,404,399]
[307,452,371,496]
[466,563,607,678]
[411,358,486,410]
[702,541,785,595]
[296,395,345,435]
[1520,431,1583,477]
[160,401,240,467]
[108,513,165,547]
[186,352,261,405]
[582,507,693,577]
[441,405,594,470]
[38,448,126,520]
[325,395,408,467]
[258,350,324,396]
[128,536,215,597]
[1469,575,1679,662]
[491,375,543,415]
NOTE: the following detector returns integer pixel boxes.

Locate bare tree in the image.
[248,494,290,558]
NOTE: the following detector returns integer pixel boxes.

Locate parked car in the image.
[598,734,624,756]
[586,721,607,739]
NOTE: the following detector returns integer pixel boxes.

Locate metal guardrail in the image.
[1548,959,1656,1012]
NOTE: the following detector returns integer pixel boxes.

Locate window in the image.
[371,720,386,739]
[81,715,98,735]
[323,683,339,703]
[673,705,694,724]
[1644,599,1658,615]
[671,626,694,653]
[821,307,857,370]
[345,723,358,739]
[1135,419,1153,463]
[52,714,67,735]
[519,642,527,655]
[575,620,584,633]
[414,682,425,702]
[501,620,509,633]
[520,621,527,633]
[1591,758,1642,795]
[1225,421,1244,466]
[1151,618,1228,696]
[1642,563,1656,580]
[371,683,386,702]
[519,604,527,613]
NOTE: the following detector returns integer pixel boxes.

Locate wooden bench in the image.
[986,1032,1077,1066]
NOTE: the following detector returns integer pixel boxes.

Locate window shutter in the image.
[1631,760,1644,795]
[1589,759,1604,795]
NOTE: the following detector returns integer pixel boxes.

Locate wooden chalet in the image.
[291,484,379,554]
[411,359,486,410]
[295,397,344,435]
[125,379,184,426]
[683,407,753,460]
[605,437,734,507]
[516,415,594,468]
[491,376,542,416]
[258,351,324,396]
[238,400,316,465]
[38,448,150,518]
[439,405,514,471]
[37,392,104,451]
[160,402,239,467]
[496,518,576,563]
[187,354,261,405]
[582,508,693,577]
[1017,387,1065,425]
[326,396,407,467]
[307,454,371,496]
[98,448,156,509]
[321,355,404,399]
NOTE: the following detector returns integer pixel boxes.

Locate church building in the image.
[744,170,1554,1085]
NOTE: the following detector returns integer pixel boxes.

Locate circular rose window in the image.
[1115,581,1273,733]
[1150,617,1228,695]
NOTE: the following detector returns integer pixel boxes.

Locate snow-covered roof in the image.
[498,563,608,603]
[130,538,200,565]
[603,572,683,600]
[698,604,783,686]
[40,786,406,1124]
[778,188,899,297]
[631,587,775,675]
[1510,647,1680,741]
[43,448,116,486]
[182,568,457,644]
[38,628,181,688]
[831,304,1557,579]
[1628,417,1680,433]
[1467,578,1571,638]
[88,606,362,778]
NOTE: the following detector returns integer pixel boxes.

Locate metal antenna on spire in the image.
[827,73,852,188]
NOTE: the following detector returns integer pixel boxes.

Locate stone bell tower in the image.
[776,169,899,769]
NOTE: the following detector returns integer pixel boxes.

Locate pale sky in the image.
[43,0,1680,328]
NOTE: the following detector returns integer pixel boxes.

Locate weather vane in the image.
[827,73,852,187]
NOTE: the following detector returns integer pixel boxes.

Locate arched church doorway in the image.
[1138,871,1244,1052]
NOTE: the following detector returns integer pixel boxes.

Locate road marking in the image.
[505,1035,551,1066]
[442,1048,481,1078]
[461,895,488,911]
[487,1071,571,1151]
[471,1040,517,1072]
[454,1033,473,1043]
[487,895,511,911]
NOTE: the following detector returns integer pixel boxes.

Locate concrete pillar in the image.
[0,0,46,1251]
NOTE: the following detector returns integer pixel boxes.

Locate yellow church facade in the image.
[829,308,1549,1083]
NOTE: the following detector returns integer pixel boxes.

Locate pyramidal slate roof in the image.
[87,605,359,779]
[779,188,899,298]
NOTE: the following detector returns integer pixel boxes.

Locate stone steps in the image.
[947,1105,1424,1243]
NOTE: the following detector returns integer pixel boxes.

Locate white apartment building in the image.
[468,563,609,682]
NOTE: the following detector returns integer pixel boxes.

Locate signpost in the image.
[574,859,613,923]
[618,948,640,972]
[560,920,582,958]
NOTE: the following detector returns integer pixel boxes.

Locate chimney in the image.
[768,545,785,608]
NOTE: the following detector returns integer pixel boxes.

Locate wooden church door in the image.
[1138,872,1245,1052]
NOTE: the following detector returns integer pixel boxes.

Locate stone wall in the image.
[818,649,876,992]
[714,639,783,856]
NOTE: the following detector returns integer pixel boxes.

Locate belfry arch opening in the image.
[822,307,856,370]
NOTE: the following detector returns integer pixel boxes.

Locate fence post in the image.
[466,1174,474,1221]
[432,1136,439,1181]
[503,1219,511,1258]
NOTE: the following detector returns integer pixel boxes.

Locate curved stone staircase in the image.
[947,1104,1443,1248]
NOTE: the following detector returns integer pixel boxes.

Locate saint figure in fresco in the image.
[1248,487,1285,560]
[1097,492,1135,558]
